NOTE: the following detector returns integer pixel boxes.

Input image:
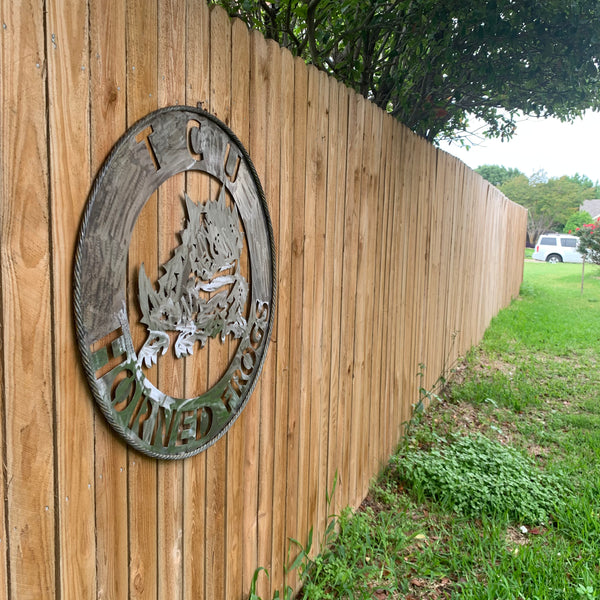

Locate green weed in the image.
[394,433,567,524]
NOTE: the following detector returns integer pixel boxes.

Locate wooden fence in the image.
[0,1,527,598]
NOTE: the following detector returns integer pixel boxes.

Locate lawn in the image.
[281,260,600,599]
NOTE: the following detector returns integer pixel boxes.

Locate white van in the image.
[531,233,583,263]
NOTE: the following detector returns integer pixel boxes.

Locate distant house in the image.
[581,199,600,221]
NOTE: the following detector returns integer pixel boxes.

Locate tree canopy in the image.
[564,210,593,234]
[475,165,523,188]
[211,0,600,143]
[497,171,600,245]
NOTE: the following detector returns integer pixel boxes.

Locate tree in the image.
[211,0,600,143]
[564,211,593,234]
[499,171,599,245]
[575,219,600,265]
[475,165,523,188]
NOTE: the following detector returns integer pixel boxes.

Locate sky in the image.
[439,110,600,184]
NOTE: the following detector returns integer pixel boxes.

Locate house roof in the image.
[580,199,600,219]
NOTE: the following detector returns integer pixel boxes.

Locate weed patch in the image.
[394,433,566,525]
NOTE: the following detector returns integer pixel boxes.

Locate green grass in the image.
[277,260,600,599]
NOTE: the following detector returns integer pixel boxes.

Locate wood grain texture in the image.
[182,3,210,599]
[204,7,231,600]
[270,42,295,598]
[89,2,129,598]
[0,2,528,597]
[157,1,186,598]
[327,83,350,516]
[225,16,251,600]
[46,0,96,597]
[1,1,56,598]
[282,54,308,594]
[302,63,320,554]
[256,36,282,600]
[341,93,365,510]
[125,1,159,598]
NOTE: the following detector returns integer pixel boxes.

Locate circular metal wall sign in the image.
[74,105,275,459]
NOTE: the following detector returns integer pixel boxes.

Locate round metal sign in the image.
[74,105,275,459]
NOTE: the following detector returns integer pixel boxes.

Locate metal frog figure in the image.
[137,188,248,367]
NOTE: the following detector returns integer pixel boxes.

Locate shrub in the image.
[564,210,593,234]
[573,218,600,265]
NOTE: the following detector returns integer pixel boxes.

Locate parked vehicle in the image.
[531,233,583,263]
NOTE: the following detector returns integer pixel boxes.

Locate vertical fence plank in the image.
[297,64,318,559]
[183,2,210,598]
[239,25,271,596]
[0,12,6,587]
[388,123,406,447]
[306,68,330,550]
[323,78,341,510]
[376,117,393,461]
[125,0,159,597]
[46,0,96,597]
[270,43,295,597]
[364,104,384,487]
[351,99,374,506]
[203,7,232,600]
[89,1,129,598]
[301,64,320,551]
[328,83,350,515]
[400,131,420,427]
[371,111,391,467]
[225,16,251,600]
[314,69,332,545]
[156,1,186,598]
[0,1,55,598]
[338,93,365,509]
[256,36,282,600]
[283,54,308,594]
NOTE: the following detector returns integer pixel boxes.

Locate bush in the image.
[574,218,600,265]
[564,210,592,234]
[394,433,565,525]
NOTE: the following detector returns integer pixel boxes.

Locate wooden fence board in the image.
[302,63,320,552]
[157,1,186,598]
[46,0,96,598]
[125,0,159,597]
[339,92,365,509]
[351,98,374,506]
[372,113,392,465]
[89,1,129,598]
[314,69,332,546]
[182,2,210,598]
[286,55,308,585]
[270,43,295,596]
[0,10,4,589]
[203,7,232,600]
[0,2,528,597]
[256,34,281,600]
[324,80,345,516]
[1,1,56,598]
[298,63,318,561]
[225,16,251,600]
[366,104,384,483]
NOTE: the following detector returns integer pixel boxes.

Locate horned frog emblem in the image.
[137,189,248,368]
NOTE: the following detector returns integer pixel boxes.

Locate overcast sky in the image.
[439,110,600,184]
